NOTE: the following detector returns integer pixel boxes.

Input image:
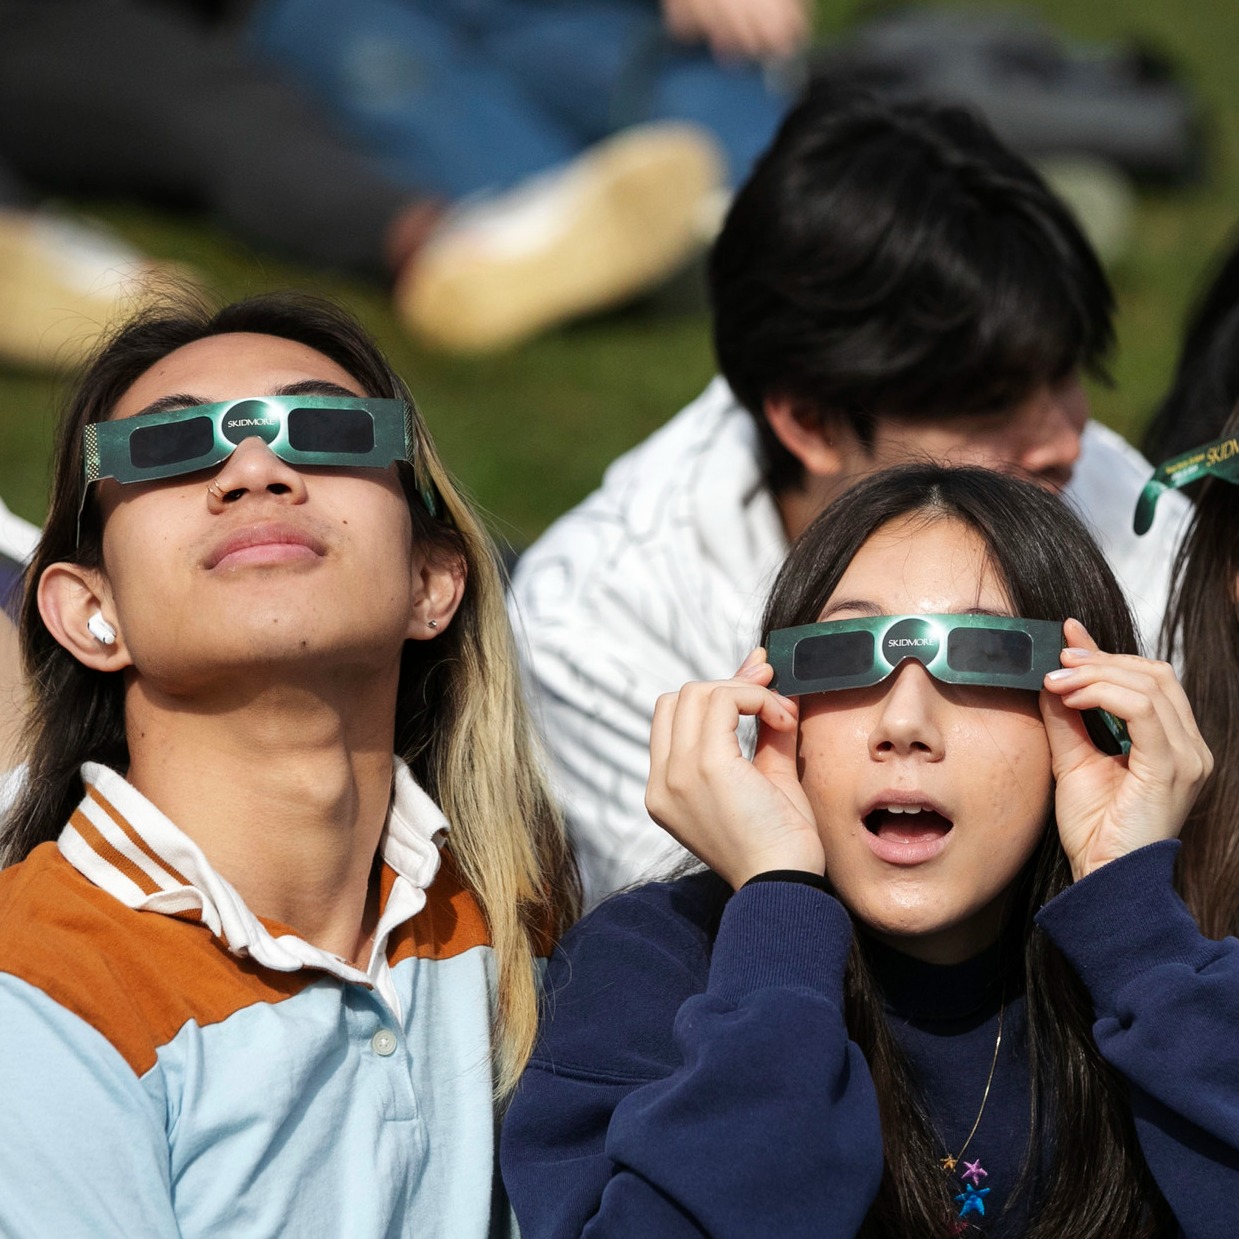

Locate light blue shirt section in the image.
[0,948,509,1238]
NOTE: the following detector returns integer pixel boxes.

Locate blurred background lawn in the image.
[2,0,1237,548]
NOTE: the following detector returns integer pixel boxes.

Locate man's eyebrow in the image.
[128,382,364,420]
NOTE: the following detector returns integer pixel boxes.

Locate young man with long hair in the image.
[0,293,577,1235]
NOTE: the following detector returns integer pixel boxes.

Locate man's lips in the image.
[204,522,328,569]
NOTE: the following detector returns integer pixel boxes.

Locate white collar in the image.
[59,759,448,1005]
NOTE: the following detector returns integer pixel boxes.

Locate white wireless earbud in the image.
[87,611,116,646]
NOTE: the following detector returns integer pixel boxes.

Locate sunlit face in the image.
[796,516,1054,964]
[87,332,428,689]
[841,375,1089,494]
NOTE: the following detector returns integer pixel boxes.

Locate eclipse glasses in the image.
[80,395,437,523]
[1134,432,1239,534]
[767,613,1129,754]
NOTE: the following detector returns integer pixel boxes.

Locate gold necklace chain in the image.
[940,997,1005,1174]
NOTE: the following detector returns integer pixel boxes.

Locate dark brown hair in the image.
[760,465,1173,1237]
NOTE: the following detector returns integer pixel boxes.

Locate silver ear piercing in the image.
[87,611,116,646]
[427,619,439,630]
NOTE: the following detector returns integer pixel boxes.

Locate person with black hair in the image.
[1143,230,1239,471]
[502,464,1225,1239]
[510,89,1192,904]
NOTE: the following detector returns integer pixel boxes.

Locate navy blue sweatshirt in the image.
[501,842,1239,1237]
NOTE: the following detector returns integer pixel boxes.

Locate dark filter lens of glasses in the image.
[946,626,1033,675]
[129,416,215,469]
[287,406,375,454]
[793,629,874,680]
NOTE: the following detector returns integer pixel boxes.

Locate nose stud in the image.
[207,482,226,501]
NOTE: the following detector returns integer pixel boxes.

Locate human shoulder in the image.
[0,842,309,1076]
[535,872,730,1078]
[511,379,761,607]
[1069,420,1191,538]
[561,869,731,966]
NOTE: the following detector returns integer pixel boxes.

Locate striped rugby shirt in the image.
[0,760,512,1237]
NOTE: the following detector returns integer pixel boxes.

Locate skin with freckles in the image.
[647,498,1210,970]
[795,517,1053,965]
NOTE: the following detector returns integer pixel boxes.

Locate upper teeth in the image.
[883,805,928,814]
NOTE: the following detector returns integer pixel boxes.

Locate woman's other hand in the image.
[646,648,825,889]
[1042,618,1212,881]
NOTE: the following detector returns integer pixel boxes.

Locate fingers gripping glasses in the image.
[768,613,1130,754]
[80,395,438,530]
[1134,432,1239,534]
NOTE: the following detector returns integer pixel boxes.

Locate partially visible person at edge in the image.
[1143,225,1239,475]
[502,464,1225,1239]
[0,292,578,1236]
[1153,400,1239,941]
[509,88,1193,905]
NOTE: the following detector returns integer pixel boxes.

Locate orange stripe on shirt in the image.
[69,807,163,898]
[87,785,194,890]
[387,849,493,967]
[0,843,315,1076]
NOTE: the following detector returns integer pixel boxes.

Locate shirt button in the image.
[371,1028,398,1057]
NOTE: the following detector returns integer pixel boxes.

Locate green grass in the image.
[3,0,1236,546]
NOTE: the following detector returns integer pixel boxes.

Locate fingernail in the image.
[1045,667,1077,682]
[1062,648,1092,659]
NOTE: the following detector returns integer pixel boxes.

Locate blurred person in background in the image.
[245,0,808,195]
[1143,226,1239,470]
[511,89,1193,904]
[0,0,722,366]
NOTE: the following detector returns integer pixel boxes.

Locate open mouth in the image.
[863,805,954,844]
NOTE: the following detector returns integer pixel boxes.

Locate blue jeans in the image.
[247,0,791,197]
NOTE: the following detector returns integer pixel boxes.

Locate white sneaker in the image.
[0,208,195,370]
[398,122,725,352]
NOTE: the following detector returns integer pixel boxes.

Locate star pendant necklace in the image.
[941,995,1004,1230]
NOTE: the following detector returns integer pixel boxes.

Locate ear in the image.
[37,563,133,672]
[763,395,853,480]
[406,549,467,641]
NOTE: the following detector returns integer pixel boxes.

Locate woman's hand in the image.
[646,648,825,889]
[1041,618,1212,882]
[661,0,811,62]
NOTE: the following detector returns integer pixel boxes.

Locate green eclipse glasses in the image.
[1134,432,1239,534]
[768,614,1062,695]
[768,613,1129,754]
[80,395,437,523]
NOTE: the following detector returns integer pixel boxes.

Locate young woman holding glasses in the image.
[0,292,577,1236]
[501,464,1231,1239]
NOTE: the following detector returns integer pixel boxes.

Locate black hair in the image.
[1144,229,1239,471]
[1162,401,1239,938]
[710,88,1114,492]
[758,465,1172,1237]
